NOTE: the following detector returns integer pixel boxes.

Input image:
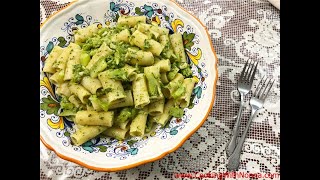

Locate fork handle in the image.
[227,109,257,171]
[227,100,245,156]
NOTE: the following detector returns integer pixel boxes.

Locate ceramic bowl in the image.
[40,0,218,171]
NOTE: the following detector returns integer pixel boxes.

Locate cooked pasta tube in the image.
[49,70,64,85]
[117,16,146,27]
[98,71,126,104]
[74,24,99,44]
[148,98,165,116]
[81,76,103,94]
[160,73,169,84]
[112,29,130,43]
[56,82,71,97]
[152,99,175,126]
[170,33,187,63]
[159,35,174,59]
[154,59,171,73]
[43,46,63,73]
[71,125,107,146]
[144,66,163,101]
[54,43,81,71]
[129,110,148,136]
[132,74,150,109]
[162,73,184,98]
[75,110,114,127]
[178,78,196,108]
[130,30,164,56]
[64,49,81,80]
[68,95,83,108]
[108,90,134,109]
[126,47,154,66]
[103,126,129,140]
[86,42,113,70]
[69,84,91,104]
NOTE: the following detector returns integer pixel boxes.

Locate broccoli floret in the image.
[144,39,151,50]
[89,95,109,111]
[116,107,138,123]
[115,24,130,33]
[180,65,193,78]
[106,42,129,69]
[98,27,109,36]
[172,86,186,99]
[60,96,74,110]
[71,64,89,83]
[146,73,160,97]
[59,109,77,117]
[178,62,188,69]
[106,69,128,81]
[145,118,155,133]
[161,40,175,59]
[89,49,99,57]
[82,36,103,51]
[135,64,144,74]
[167,63,180,81]
[116,108,132,123]
[169,106,184,118]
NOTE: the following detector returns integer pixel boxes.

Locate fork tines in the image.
[240,60,258,85]
[253,76,275,100]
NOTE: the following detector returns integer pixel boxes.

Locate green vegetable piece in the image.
[145,118,155,133]
[146,73,159,97]
[144,39,151,50]
[80,52,91,66]
[167,64,180,81]
[180,65,193,78]
[60,96,74,110]
[89,95,109,111]
[169,106,184,118]
[106,69,128,81]
[90,58,107,78]
[172,86,186,99]
[71,64,89,83]
[116,108,132,123]
[116,107,139,123]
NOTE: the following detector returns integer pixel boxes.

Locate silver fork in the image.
[227,77,275,171]
[226,60,258,156]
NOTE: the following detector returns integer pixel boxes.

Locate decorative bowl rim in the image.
[40,0,218,172]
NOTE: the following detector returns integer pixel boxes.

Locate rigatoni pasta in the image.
[44,15,197,145]
[75,110,114,127]
[132,74,150,109]
[43,46,63,73]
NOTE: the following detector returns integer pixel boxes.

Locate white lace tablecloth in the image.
[40,0,280,179]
